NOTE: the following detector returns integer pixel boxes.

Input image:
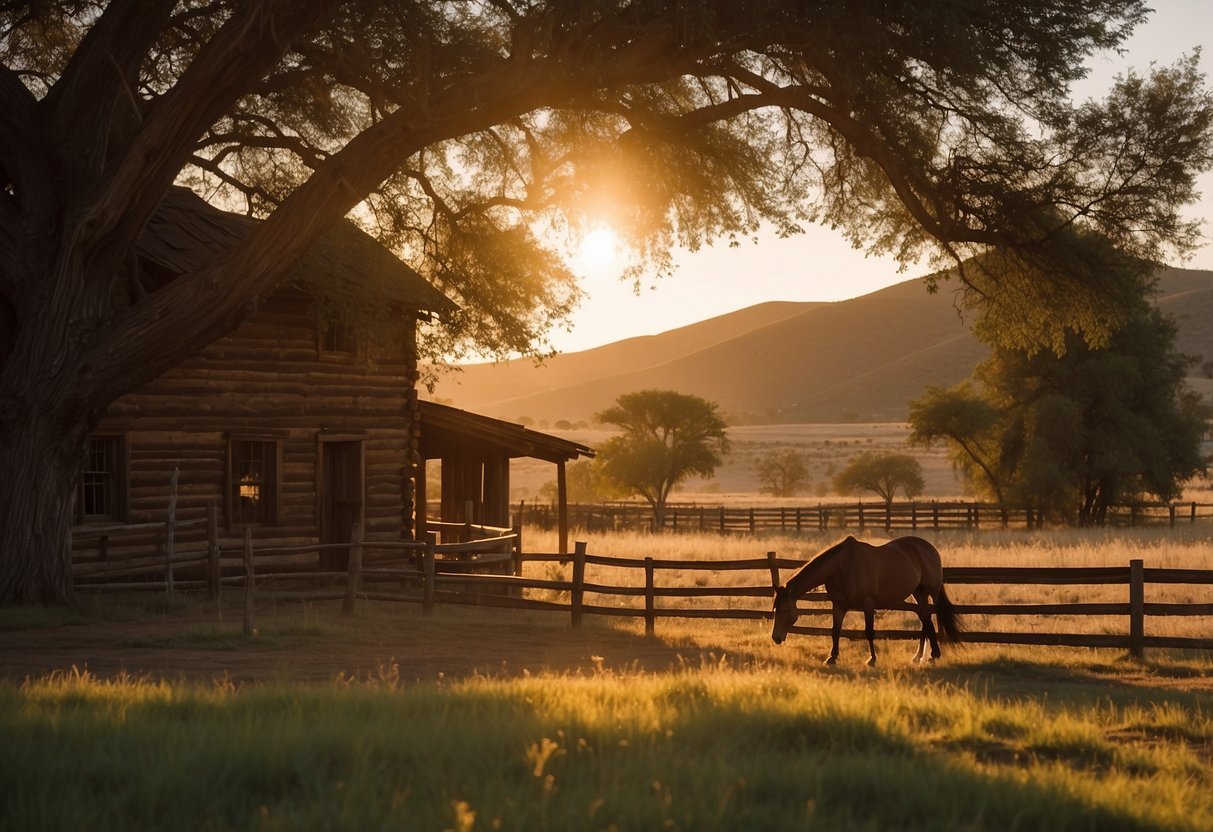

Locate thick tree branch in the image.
[73,1,340,279]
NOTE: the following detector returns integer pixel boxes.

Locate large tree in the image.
[910,284,1210,525]
[595,390,729,528]
[3,1,1212,602]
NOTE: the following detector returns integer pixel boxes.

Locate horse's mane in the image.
[785,535,855,594]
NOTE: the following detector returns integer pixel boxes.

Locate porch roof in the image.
[418,401,595,464]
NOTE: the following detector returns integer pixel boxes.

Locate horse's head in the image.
[771,585,798,645]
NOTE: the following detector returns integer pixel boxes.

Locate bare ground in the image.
[1,598,1210,700]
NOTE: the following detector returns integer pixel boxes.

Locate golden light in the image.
[571,225,621,277]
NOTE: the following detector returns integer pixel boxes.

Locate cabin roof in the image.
[137,187,457,316]
[418,401,595,464]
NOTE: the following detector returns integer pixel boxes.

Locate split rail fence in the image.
[521,500,1213,534]
[71,515,1212,660]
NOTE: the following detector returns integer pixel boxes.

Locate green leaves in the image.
[595,390,729,522]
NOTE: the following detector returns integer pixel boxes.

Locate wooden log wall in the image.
[77,286,418,558]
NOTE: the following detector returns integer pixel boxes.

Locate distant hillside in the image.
[431,267,1213,425]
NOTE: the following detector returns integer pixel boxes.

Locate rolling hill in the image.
[430,267,1213,425]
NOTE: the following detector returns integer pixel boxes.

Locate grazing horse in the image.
[771,535,962,666]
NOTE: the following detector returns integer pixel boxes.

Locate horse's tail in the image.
[935,584,964,643]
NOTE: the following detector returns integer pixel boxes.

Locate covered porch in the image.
[415,401,594,553]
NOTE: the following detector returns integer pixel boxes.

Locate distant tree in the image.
[754,450,811,497]
[833,451,925,505]
[910,286,1210,524]
[596,390,730,528]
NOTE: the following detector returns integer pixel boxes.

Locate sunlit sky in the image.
[553,0,1213,355]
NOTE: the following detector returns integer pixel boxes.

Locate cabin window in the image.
[78,435,126,523]
[319,319,356,358]
[228,438,279,526]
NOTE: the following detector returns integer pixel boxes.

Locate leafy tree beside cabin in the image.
[595,391,730,528]
[832,451,925,505]
[2,2,1212,603]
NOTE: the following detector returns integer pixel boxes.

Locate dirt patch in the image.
[3,599,1210,695]
[0,602,762,686]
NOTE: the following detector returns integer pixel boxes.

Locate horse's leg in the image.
[863,598,877,666]
[912,588,936,663]
[826,605,844,665]
[928,590,943,661]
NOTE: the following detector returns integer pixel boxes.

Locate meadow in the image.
[2,526,1211,831]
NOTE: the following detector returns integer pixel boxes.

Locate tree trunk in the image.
[0,409,88,604]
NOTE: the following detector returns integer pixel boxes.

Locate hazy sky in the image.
[553,1,1213,355]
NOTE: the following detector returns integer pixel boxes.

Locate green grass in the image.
[3,660,1210,831]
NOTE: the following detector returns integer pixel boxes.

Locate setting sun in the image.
[571,225,621,277]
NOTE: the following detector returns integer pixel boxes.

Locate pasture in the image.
[2,527,1211,831]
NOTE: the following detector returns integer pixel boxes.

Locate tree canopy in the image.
[595,390,729,526]
[909,283,1210,525]
[3,1,1213,602]
[832,451,925,505]
[754,449,811,498]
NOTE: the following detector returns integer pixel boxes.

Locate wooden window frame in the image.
[76,434,129,524]
[317,318,359,362]
[225,435,283,529]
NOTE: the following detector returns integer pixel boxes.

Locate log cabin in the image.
[74,188,593,568]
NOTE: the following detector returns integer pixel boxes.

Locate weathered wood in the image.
[571,540,587,629]
[206,501,220,600]
[1129,558,1145,659]
[243,526,255,636]
[644,556,655,636]
[164,467,178,596]
[341,522,364,617]
[422,533,436,614]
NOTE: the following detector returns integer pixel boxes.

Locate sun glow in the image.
[571,225,621,278]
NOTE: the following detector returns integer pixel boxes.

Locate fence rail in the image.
[70,516,1212,658]
[520,500,1213,534]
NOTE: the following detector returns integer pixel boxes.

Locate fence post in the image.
[749,507,756,534]
[242,526,255,637]
[423,533,436,614]
[206,501,219,601]
[1169,503,1177,528]
[342,522,364,617]
[1129,558,1145,660]
[718,506,725,534]
[933,503,940,530]
[511,522,523,577]
[858,503,865,531]
[571,541,587,628]
[766,550,780,591]
[165,467,178,596]
[644,557,656,636]
[884,502,891,532]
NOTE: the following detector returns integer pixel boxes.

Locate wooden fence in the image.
[521,500,1213,534]
[71,518,1212,659]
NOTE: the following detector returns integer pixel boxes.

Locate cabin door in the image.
[320,440,363,572]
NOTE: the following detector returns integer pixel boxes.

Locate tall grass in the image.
[3,662,1210,831]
